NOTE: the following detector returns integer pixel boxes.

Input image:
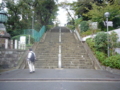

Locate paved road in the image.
[0,69,120,90]
[0,82,120,90]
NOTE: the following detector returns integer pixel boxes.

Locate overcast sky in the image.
[57,0,77,26]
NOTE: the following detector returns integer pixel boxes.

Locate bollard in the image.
[5,39,8,49]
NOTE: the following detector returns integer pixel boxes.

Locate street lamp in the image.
[104,12,110,57]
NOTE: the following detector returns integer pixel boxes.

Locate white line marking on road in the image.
[58,27,62,68]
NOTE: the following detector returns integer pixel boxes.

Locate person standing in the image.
[27,48,36,74]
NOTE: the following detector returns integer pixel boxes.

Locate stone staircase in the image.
[61,27,93,69]
[34,27,94,69]
[34,27,59,68]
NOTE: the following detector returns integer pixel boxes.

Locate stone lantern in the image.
[0,3,10,49]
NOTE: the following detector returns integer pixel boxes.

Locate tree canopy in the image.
[2,0,58,36]
[83,0,120,22]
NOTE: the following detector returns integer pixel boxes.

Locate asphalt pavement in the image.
[0,69,120,90]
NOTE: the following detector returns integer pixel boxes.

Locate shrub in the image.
[86,38,96,52]
[94,32,107,53]
[80,21,89,32]
[103,54,120,69]
[95,51,107,64]
[81,30,93,37]
[67,25,75,30]
[87,37,120,69]
[109,31,119,55]
[81,29,101,37]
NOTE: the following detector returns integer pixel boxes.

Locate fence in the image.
[23,26,46,42]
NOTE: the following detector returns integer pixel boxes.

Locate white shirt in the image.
[27,51,36,60]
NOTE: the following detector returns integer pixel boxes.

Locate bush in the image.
[86,38,95,51]
[103,54,120,69]
[80,21,89,32]
[67,25,75,30]
[95,51,107,64]
[87,37,120,69]
[94,32,107,53]
[81,29,101,37]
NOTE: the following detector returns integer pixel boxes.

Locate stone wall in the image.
[0,49,25,69]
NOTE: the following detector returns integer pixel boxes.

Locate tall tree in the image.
[71,0,93,20]
[83,0,120,22]
[33,0,58,25]
[4,0,58,36]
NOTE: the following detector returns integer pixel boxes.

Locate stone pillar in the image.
[18,41,21,49]
[5,39,8,49]
[23,44,26,50]
[14,40,17,49]
[10,40,13,49]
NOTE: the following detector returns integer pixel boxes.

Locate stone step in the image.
[61,57,90,61]
[36,53,58,55]
[62,61,91,64]
[37,57,58,59]
[35,63,58,66]
[32,27,94,69]
[36,66,58,69]
[62,66,94,69]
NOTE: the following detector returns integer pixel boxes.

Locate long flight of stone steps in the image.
[34,27,94,69]
[61,27,93,69]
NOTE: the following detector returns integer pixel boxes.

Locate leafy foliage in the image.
[86,38,96,51]
[94,32,107,53]
[4,0,58,37]
[95,51,107,64]
[103,54,120,69]
[86,32,120,69]
[71,0,93,20]
[34,0,58,25]
[81,29,100,37]
[67,25,75,30]
[75,17,83,26]
[83,0,120,23]
[80,21,89,32]
[109,31,119,55]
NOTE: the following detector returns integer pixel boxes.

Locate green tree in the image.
[6,1,23,36]
[4,0,58,36]
[70,0,93,20]
[33,0,58,26]
[83,0,120,22]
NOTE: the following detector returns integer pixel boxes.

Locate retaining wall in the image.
[0,49,25,69]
